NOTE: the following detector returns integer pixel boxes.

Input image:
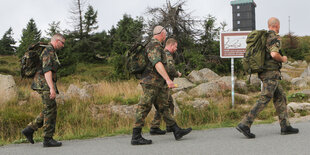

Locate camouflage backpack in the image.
[242,30,268,74]
[125,41,150,76]
[20,42,48,78]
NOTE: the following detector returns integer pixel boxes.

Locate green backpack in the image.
[20,42,48,78]
[125,41,149,75]
[242,30,268,74]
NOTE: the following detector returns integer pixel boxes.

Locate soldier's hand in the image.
[177,71,182,77]
[166,79,176,88]
[282,56,288,63]
[50,88,56,100]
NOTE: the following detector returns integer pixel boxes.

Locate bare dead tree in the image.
[69,0,88,39]
[145,0,201,71]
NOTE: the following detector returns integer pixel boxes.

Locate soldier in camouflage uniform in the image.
[236,17,299,138]
[150,38,182,135]
[22,34,65,147]
[131,26,192,145]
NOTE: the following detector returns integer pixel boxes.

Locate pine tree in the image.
[16,18,41,57]
[45,21,61,38]
[0,27,16,55]
[83,5,98,37]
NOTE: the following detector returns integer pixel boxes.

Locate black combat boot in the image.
[21,126,35,144]
[236,123,255,138]
[43,137,62,147]
[281,126,299,135]
[166,126,173,133]
[170,124,192,140]
[131,128,152,145]
[150,127,166,135]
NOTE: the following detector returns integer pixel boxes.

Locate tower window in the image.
[237,21,240,24]
[237,13,240,17]
[237,5,240,9]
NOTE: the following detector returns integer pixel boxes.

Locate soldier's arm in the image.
[155,62,175,88]
[42,50,56,99]
[44,71,56,99]
[270,52,287,62]
[147,46,175,88]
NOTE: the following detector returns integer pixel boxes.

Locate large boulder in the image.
[186,98,210,108]
[187,68,220,84]
[187,70,205,83]
[199,68,221,82]
[281,72,292,81]
[247,74,261,87]
[66,84,91,100]
[282,63,295,70]
[235,80,248,93]
[0,74,17,104]
[172,78,195,92]
[298,89,310,96]
[301,64,310,78]
[291,77,308,88]
[188,82,221,97]
[288,102,310,113]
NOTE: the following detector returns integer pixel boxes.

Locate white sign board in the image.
[220,31,250,58]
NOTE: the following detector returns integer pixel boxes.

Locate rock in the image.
[300,65,310,78]
[199,68,220,82]
[298,89,310,96]
[172,91,190,103]
[110,104,138,118]
[291,77,308,88]
[291,61,299,66]
[288,102,310,113]
[0,74,17,104]
[186,98,210,108]
[281,72,292,81]
[302,60,308,66]
[187,70,205,83]
[187,68,220,84]
[56,91,66,105]
[235,93,251,103]
[247,74,261,87]
[235,80,248,93]
[67,84,90,100]
[172,78,195,92]
[188,82,221,97]
[282,63,295,69]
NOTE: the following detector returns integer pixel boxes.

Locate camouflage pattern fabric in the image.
[264,30,282,71]
[28,91,57,138]
[134,84,176,128]
[240,71,290,128]
[140,38,166,87]
[151,95,174,128]
[31,44,60,93]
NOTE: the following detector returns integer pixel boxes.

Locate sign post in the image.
[220,31,250,108]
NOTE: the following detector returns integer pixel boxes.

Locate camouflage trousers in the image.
[134,84,176,128]
[240,71,290,128]
[28,91,57,138]
[151,94,174,128]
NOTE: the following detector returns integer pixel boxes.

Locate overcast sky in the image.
[0,0,309,43]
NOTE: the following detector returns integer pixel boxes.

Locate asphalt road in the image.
[1,121,309,155]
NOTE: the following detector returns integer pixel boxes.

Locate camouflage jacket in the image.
[264,30,282,71]
[163,49,178,81]
[31,44,61,93]
[141,37,166,87]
